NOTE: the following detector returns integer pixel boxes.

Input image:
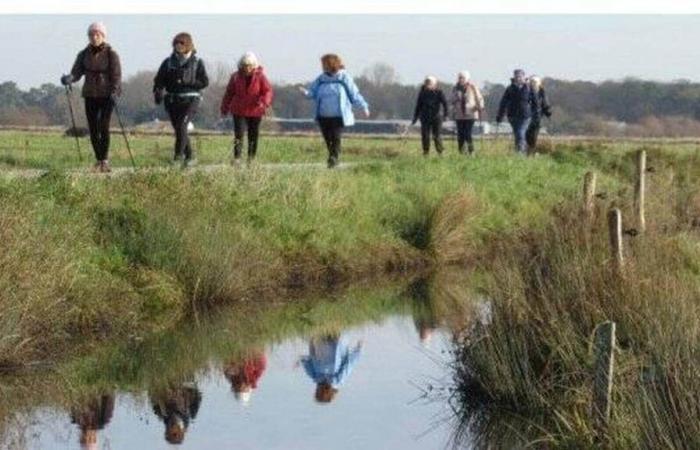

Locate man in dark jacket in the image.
[150,383,202,445]
[412,76,448,156]
[153,32,209,167]
[61,22,121,172]
[496,69,536,155]
[526,76,552,153]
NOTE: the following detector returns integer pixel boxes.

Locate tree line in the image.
[2,63,700,136]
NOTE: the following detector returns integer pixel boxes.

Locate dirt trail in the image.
[0,161,363,180]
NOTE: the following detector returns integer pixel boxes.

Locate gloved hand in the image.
[496,117,503,125]
[545,111,552,118]
[154,90,164,105]
[60,74,73,86]
[109,92,119,105]
[411,119,417,126]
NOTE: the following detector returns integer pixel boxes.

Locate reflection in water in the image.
[150,383,202,444]
[2,273,480,449]
[69,394,114,449]
[223,350,267,404]
[300,334,363,404]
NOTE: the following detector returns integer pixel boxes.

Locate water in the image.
[5,314,458,450]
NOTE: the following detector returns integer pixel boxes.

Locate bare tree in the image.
[361,62,400,86]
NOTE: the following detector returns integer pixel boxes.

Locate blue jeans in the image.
[509,118,532,155]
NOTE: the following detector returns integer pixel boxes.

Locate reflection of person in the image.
[407,278,440,346]
[70,393,115,449]
[150,384,202,445]
[300,334,362,403]
[224,351,267,404]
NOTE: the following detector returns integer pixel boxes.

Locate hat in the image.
[458,70,471,81]
[425,75,438,86]
[239,51,259,69]
[234,390,252,404]
[87,22,107,38]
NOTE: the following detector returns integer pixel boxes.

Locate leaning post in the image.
[592,321,616,438]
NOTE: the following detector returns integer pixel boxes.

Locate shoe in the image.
[231,156,242,166]
[100,160,112,173]
[92,162,101,172]
[327,157,338,169]
[182,158,197,169]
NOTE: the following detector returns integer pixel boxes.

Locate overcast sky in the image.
[2,15,698,89]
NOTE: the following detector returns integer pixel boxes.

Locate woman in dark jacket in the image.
[496,69,537,155]
[61,22,121,173]
[153,32,209,167]
[70,393,115,448]
[220,51,274,164]
[526,76,552,154]
[412,76,448,156]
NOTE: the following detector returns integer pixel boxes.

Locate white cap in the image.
[234,390,252,405]
[425,75,438,86]
[239,51,259,69]
[458,70,471,81]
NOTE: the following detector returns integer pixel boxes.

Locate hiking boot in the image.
[327,157,339,169]
[92,161,102,172]
[231,155,242,166]
[468,144,475,155]
[182,158,197,169]
[100,160,112,173]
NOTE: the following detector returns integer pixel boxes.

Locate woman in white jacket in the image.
[451,71,484,155]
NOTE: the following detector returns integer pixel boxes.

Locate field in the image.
[2,129,700,447]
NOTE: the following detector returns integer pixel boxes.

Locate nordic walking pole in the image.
[64,84,83,162]
[113,100,137,169]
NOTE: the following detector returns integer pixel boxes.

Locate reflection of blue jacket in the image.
[301,336,362,388]
[305,70,369,126]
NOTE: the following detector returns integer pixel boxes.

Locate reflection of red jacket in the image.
[225,354,267,389]
[220,67,273,118]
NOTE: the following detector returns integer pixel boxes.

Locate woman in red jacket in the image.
[220,52,274,164]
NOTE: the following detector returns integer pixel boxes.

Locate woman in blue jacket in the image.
[299,54,370,168]
[496,69,537,155]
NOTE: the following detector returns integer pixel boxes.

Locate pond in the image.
[1,277,478,450]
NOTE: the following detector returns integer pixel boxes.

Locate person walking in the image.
[153,32,209,168]
[412,76,448,156]
[451,71,484,155]
[496,69,536,155]
[150,383,202,445]
[299,54,370,168]
[526,76,552,154]
[220,52,274,165]
[61,22,121,173]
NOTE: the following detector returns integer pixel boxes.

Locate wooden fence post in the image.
[593,321,616,436]
[607,208,624,270]
[635,150,646,233]
[583,171,597,218]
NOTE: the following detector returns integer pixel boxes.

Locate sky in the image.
[1,15,699,89]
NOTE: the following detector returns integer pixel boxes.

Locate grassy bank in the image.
[452,143,700,447]
[0,132,618,372]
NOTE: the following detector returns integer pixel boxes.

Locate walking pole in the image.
[64,84,83,162]
[113,100,137,169]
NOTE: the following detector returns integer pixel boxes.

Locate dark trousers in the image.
[509,117,532,155]
[456,119,476,153]
[233,115,262,159]
[420,118,443,154]
[318,117,344,165]
[84,97,114,161]
[526,120,541,151]
[165,97,199,160]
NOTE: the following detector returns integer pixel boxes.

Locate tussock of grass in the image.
[452,147,700,447]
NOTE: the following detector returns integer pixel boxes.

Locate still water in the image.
[11,315,457,449]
